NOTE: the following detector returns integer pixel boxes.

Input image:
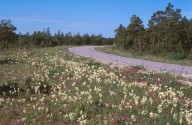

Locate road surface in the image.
[69,46,192,77]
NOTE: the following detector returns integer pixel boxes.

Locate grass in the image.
[96,46,192,66]
[0,46,192,124]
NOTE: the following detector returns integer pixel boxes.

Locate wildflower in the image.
[46,107,49,112]
[99,93,102,98]
[149,98,153,104]
[69,113,74,120]
[80,110,83,115]
[80,120,87,125]
[179,117,183,124]
[131,115,136,121]
[0,98,4,105]
[141,96,147,105]
[21,118,26,122]
[88,95,92,103]
[82,82,86,86]
[157,104,163,113]
[150,112,158,119]
[32,62,36,65]
[141,110,148,115]
[134,97,139,106]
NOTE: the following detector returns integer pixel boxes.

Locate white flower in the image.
[150,112,154,118]
[69,113,74,120]
[157,104,163,113]
[32,62,36,65]
[131,115,136,121]
[150,112,158,119]
[80,120,87,125]
[141,96,147,105]
[82,82,86,86]
[99,93,102,98]
[21,118,26,122]
[149,98,153,104]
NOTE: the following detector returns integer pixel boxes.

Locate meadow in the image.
[0,46,192,125]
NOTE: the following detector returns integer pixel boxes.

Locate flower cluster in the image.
[0,47,191,125]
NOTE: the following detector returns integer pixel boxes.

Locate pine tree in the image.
[114,24,127,49]
[127,15,144,51]
[0,19,17,49]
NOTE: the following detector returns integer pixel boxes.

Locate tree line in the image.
[0,20,113,49]
[17,29,113,48]
[115,3,192,59]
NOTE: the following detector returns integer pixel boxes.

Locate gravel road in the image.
[69,46,192,77]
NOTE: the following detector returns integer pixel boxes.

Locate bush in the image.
[171,51,187,60]
[87,61,102,68]
[187,49,192,60]
[0,81,19,97]
[131,50,143,57]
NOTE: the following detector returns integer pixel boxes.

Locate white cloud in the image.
[0,16,64,23]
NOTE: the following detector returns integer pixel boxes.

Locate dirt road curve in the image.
[69,46,192,77]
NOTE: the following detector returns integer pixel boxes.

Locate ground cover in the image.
[0,46,191,124]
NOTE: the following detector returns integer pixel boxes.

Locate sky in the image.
[0,0,192,37]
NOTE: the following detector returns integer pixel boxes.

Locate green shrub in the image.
[87,61,102,68]
[187,49,192,60]
[0,81,19,97]
[131,50,143,57]
[171,51,186,60]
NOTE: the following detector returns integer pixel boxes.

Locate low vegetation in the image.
[0,46,192,124]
